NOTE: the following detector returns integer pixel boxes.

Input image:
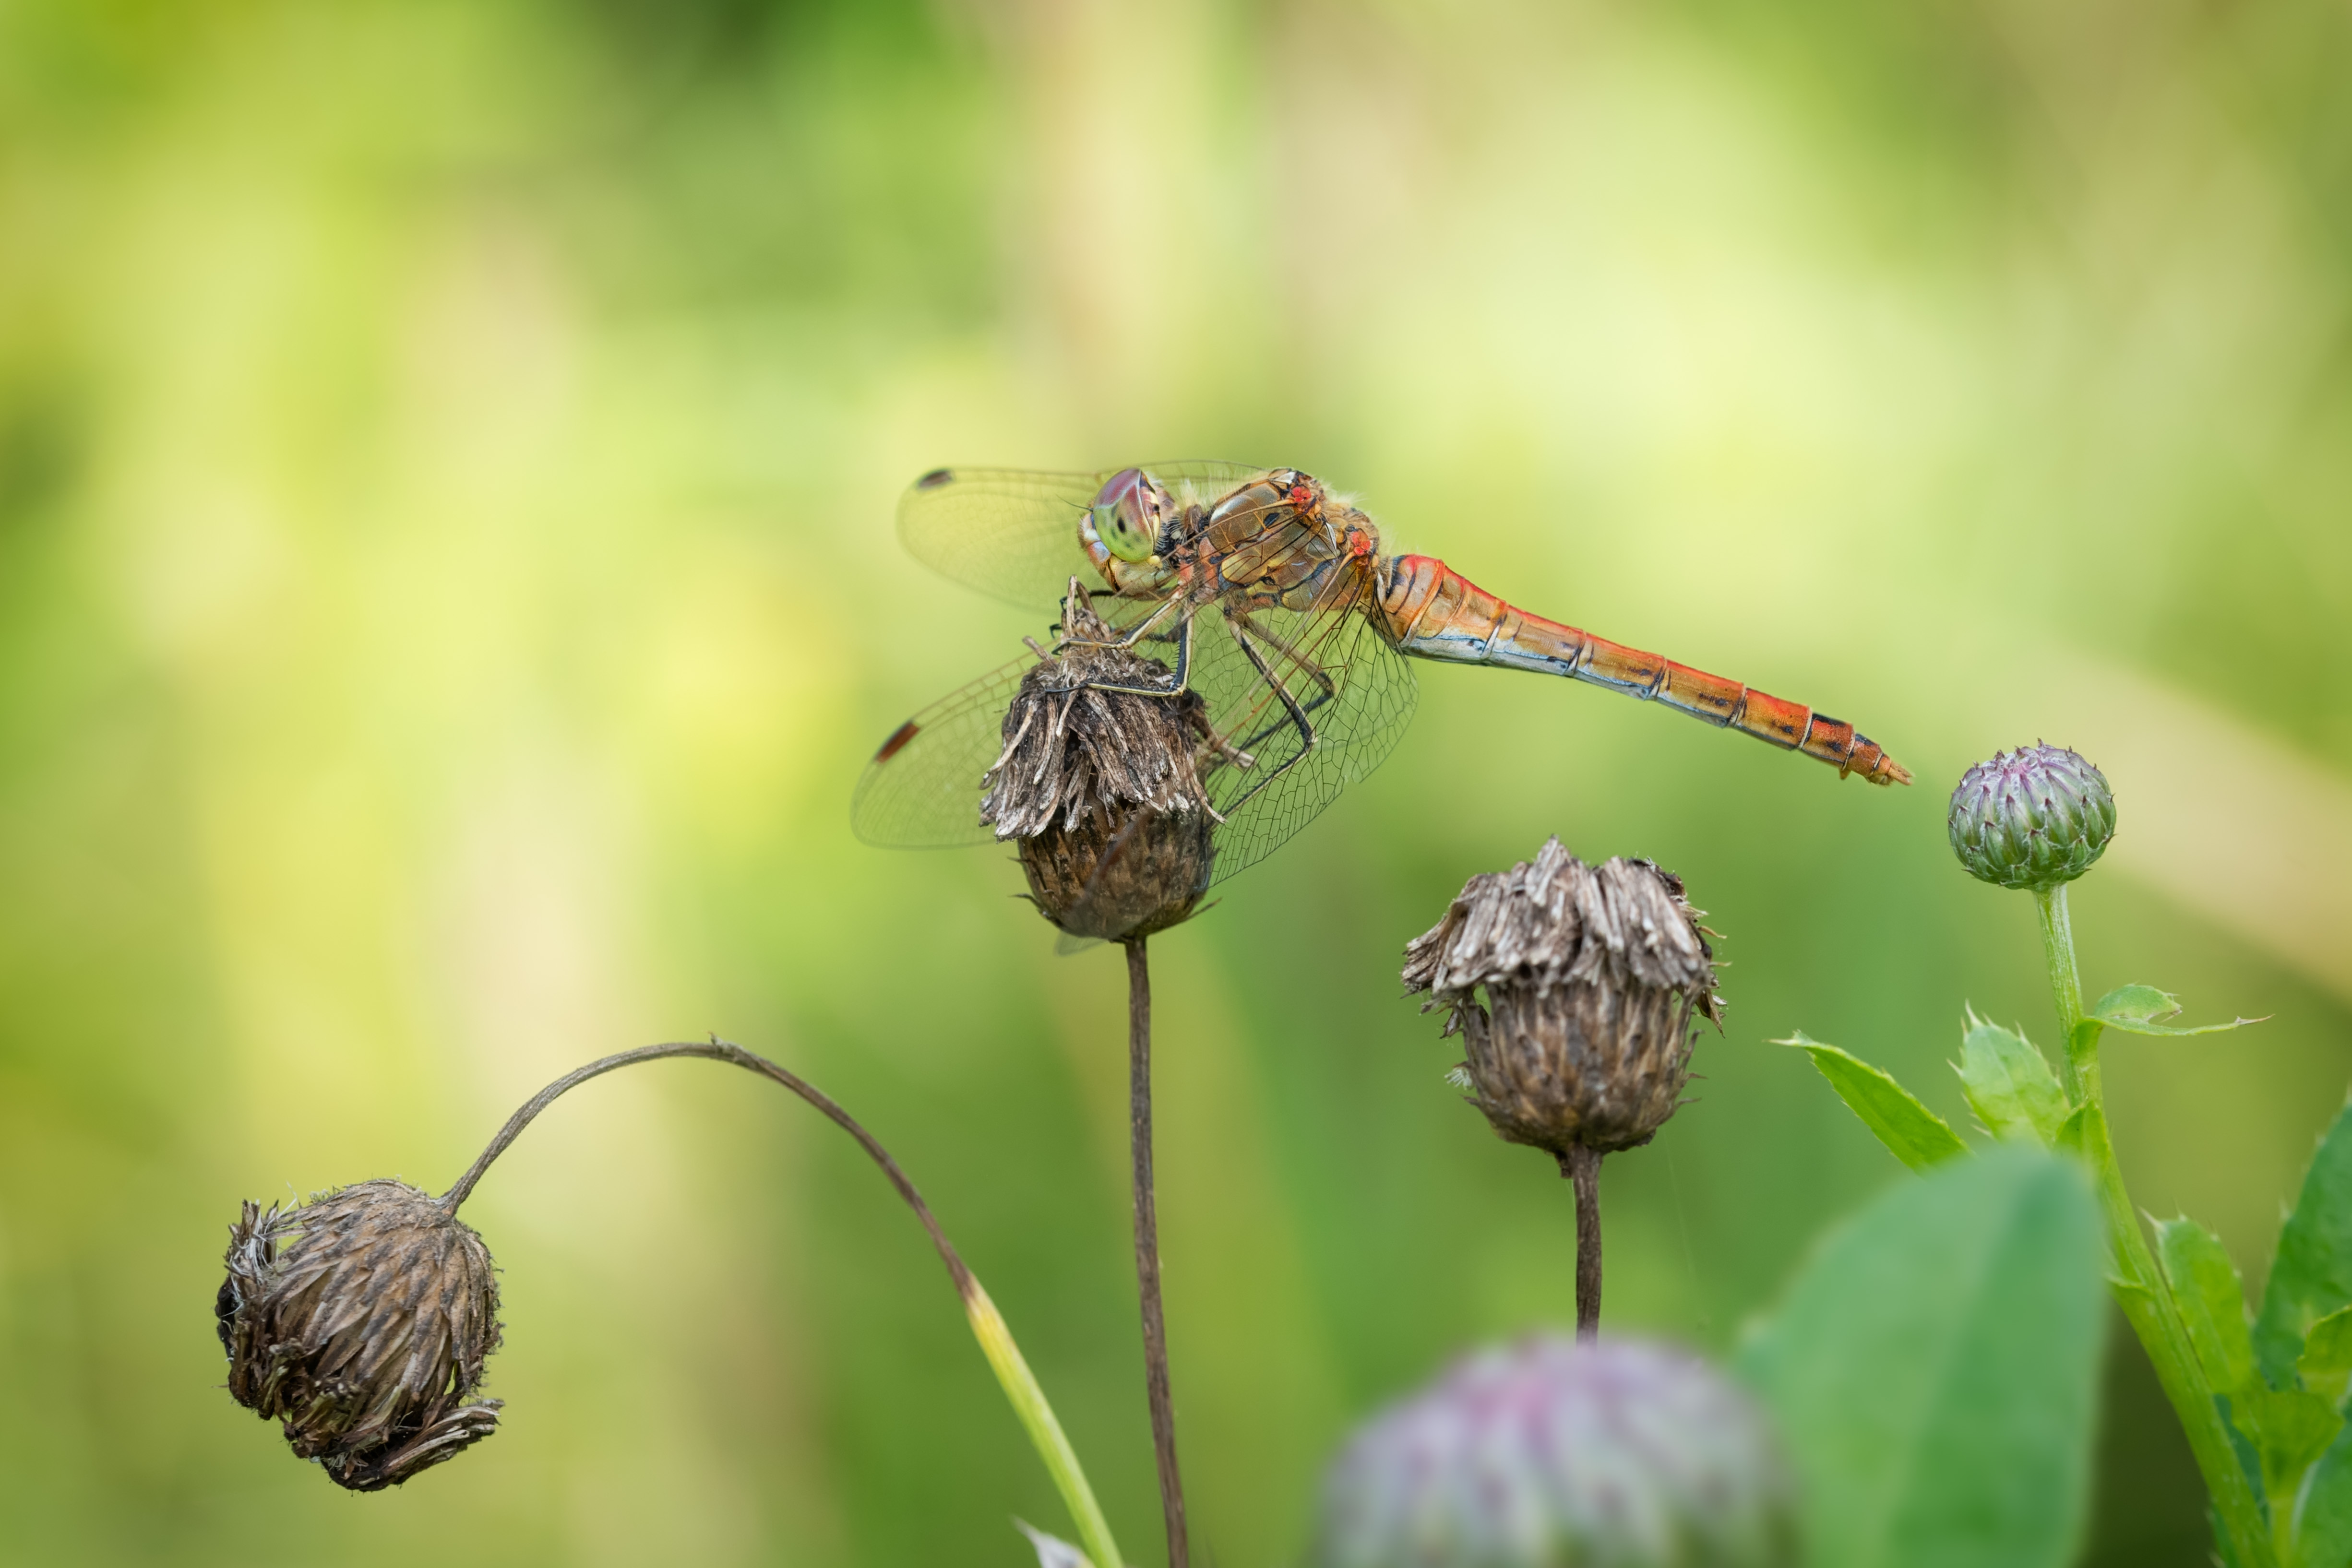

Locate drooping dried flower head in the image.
[1312,1334,1800,1568]
[1948,744,2116,891]
[981,580,1217,940]
[1402,839,1719,1158]
[218,1178,502,1490]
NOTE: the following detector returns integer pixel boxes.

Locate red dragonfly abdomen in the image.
[1374,555,1911,785]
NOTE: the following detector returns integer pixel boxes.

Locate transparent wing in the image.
[896,461,1270,610]
[1141,571,1419,887]
[850,654,1036,847]
[854,566,1419,908]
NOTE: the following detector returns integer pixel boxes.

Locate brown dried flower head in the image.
[1402,839,1720,1159]
[981,580,1218,941]
[217,1178,503,1490]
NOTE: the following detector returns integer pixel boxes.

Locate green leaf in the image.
[2257,1100,2352,1388]
[1780,1032,1969,1173]
[2094,983,2185,1024]
[2232,1388,2342,1512]
[1738,1147,2106,1568]
[2293,1429,2352,1568]
[2301,1308,2352,1409]
[2054,1100,2106,1166]
[2156,1218,2257,1393]
[2089,983,2265,1038]
[1954,1010,2068,1146]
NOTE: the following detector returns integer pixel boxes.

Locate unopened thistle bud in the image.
[1402,839,1719,1159]
[1311,1335,1800,1568]
[217,1179,502,1490]
[981,580,1216,941]
[1948,744,2116,891]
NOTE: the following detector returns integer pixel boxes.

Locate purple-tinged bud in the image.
[1948,745,2116,891]
[1312,1335,1800,1568]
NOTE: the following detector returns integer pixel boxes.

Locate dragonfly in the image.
[854,461,1909,905]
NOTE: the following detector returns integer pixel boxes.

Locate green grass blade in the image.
[965,1282,1124,1568]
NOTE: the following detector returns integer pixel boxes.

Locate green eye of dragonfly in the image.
[1093,501,1156,563]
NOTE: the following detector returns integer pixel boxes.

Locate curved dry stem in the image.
[434,1036,1126,1568]
[439,1037,971,1295]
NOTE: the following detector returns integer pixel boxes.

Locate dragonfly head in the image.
[1087,467,1174,565]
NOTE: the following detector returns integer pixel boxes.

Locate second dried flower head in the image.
[1403,839,1720,1162]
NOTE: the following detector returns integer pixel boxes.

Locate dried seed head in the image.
[981,581,1217,940]
[1312,1334,1800,1568]
[1402,840,1719,1158]
[217,1178,502,1490]
[1948,744,2116,891]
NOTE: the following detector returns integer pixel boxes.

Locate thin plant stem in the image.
[441,1037,1125,1568]
[1563,1143,1603,1342]
[2034,891,2275,1568]
[1125,937,1189,1568]
[2035,885,2087,1101]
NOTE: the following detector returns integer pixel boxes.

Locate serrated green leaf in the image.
[2156,1218,2257,1393]
[2257,1100,2352,1389]
[2302,1309,2352,1409]
[1781,1032,1969,1173]
[1738,1148,2105,1568]
[1955,1010,2067,1146]
[2090,983,2265,1038]
[2232,1387,2342,1509]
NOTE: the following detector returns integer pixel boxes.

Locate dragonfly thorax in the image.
[1075,464,1385,617]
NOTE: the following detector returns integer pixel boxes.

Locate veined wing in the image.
[897,460,1270,611]
[854,571,1419,897]
[850,654,1037,848]
[1129,577,1418,886]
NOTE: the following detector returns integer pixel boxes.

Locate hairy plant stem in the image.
[441,1038,1124,1568]
[1563,1144,1603,1342]
[2035,890,2274,1568]
[1126,937,1189,1568]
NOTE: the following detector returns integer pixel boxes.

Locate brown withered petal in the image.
[1403,839,1720,1157]
[218,1178,502,1490]
[981,580,1217,940]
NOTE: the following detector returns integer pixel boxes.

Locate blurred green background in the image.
[3,0,2350,1563]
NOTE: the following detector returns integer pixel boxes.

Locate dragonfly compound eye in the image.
[1089,467,1167,565]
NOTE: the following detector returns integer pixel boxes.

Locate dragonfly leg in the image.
[1056,608,1197,700]
[1223,606,1342,760]
[1059,593,1178,656]
[1211,611,1323,814]
[1189,707,1256,773]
